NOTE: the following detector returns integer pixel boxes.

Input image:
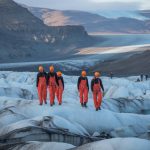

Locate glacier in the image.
[0,71,150,149]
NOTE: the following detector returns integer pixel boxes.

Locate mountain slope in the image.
[0,0,94,63]
[140,10,150,18]
[90,49,150,76]
[27,7,107,26]
[26,6,150,34]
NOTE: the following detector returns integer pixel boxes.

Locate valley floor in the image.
[0,44,150,76]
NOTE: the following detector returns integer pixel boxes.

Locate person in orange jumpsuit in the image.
[36,66,47,105]
[56,71,64,105]
[91,72,104,111]
[77,71,89,107]
[47,66,59,106]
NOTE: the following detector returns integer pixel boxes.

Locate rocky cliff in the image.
[0,0,94,63]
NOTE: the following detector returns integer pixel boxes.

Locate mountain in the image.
[90,49,150,76]
[26,6,150,34]
[0,0,94,63]
[96,10,148,20]
[26,6,107,26]
[140,10,150,18]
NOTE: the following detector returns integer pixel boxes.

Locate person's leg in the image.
[83,88,88,107]
[97,91,103,109]
[43,85,47,104]
[51,86,56,105]
[56,87,59,103]
[38,85,43,105]
[49,86,54,106]
[79,88,84,106]
[93,91,98,110]
[59,88,63,105]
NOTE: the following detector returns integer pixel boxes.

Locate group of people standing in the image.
[36,66,104,111]
[136,74,149,82]
[77,71,104,111]
[36,66,64,106]
[140,74,149,81]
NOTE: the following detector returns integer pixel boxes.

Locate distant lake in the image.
[95,34,150,47]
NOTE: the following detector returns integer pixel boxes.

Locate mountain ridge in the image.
[0,0,95,63]
[24,5,150,34]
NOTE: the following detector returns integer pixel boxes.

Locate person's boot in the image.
[84,102,87,108]
[96,108,98,111]
[45,101,47,104]
[81,103,84,107]
[59,103,62,105]
[99,107,101,110]
[50,103,53,107]
[39,103,42,106]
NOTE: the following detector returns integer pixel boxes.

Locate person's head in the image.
[49,65,54,72]
[57,71,62,77]
[94,71,100,78]
[38,66,44,73]
[81,70,87,77]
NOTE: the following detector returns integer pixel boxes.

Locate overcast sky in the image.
[14,0,150,11]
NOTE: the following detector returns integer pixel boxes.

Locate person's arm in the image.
[36,73,39,87]
[55,73,59,86]
[77,77,81,91]
[91,79,94,92]
[86,77,89,91]
[99,79,104,92]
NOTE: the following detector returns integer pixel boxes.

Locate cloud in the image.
[90,0,147,10]
[94,2,141,11]
[14,0,150,11]
[140,0,150,10]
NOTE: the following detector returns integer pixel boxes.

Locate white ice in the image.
[74,138,150,150]
[0,71,150,149]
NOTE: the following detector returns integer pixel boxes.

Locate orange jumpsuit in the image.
[56,76,64,105]
[91,78,104,110]
[36,72,47,105]
[78,76,89,106]
[47,72,58,106]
